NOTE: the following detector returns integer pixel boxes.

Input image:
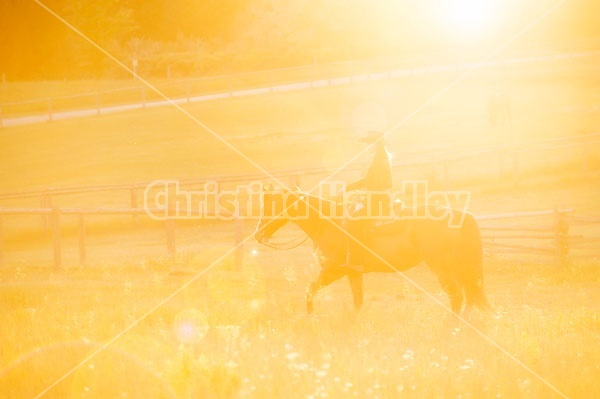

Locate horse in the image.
[254,187,492,317]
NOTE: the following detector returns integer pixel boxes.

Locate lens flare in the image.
[173,308,209,345]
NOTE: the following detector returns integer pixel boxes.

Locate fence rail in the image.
[1,132,599,213]
[0,207,183,268]
[0,205,598,270]
[0,132,598,269]
[477,208,597,267]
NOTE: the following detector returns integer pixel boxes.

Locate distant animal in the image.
[254,187,492,316]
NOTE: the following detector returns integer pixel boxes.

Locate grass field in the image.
[1,49,599,398]
[1,53,599,192]
[0,248,598,398]
[2,42,596,116]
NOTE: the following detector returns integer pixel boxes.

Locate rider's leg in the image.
[343,219,367,269]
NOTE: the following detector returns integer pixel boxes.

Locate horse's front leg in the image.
[347,271,364,311]
[305,267,344,314]
[306,282,317,315]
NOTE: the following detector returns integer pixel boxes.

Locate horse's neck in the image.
[290,196,336,238]
[291,212,321,238]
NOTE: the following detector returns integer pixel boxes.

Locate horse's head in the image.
[254,184,307,244]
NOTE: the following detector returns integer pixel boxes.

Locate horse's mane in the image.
[297,191,342,218]
[264,186,341,218]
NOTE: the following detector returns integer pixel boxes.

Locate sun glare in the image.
[444,0,495,40]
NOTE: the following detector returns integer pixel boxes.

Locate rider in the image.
[342,130,393,270]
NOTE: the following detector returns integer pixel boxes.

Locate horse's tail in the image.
[460,213,493,313]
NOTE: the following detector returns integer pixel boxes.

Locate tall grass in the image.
[0,255,598,398]
[1,39,599,399]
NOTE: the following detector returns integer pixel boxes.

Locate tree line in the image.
[1,0,598,80]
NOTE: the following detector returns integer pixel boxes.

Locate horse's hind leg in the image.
[347,271,364,311]
[306,267,344,314]
[463,278,492,315]
[439,276,464,316]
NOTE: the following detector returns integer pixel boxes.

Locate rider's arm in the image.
[347,145,391,192]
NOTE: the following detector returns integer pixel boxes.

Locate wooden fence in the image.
[0,206,598,270]
[0,206,243,270]
[0,134,598,270]
[1,131,599,224]
[478,208,576,267]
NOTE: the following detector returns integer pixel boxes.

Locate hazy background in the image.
[2,0,600,80]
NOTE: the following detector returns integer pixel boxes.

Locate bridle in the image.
[259,234,311,250]
[256,191,312,250]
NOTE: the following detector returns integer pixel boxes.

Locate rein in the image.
[260,234,310,250]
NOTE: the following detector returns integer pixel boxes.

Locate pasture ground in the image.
[0,249,598,398]
[1,52,599,398]
[0,179,598,398]
[1,54,600,192]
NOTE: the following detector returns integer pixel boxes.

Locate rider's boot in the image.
[341,226,366,272]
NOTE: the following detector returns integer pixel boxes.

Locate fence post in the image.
[40,192,52,230]
[234,218,244,270]
[165,218,176,257]
[51,208,61,270]
[78,214,86,266]
[489,235,496,263]
[0,215,3,266]
[48,99,53,122]
[554,208,569,268]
